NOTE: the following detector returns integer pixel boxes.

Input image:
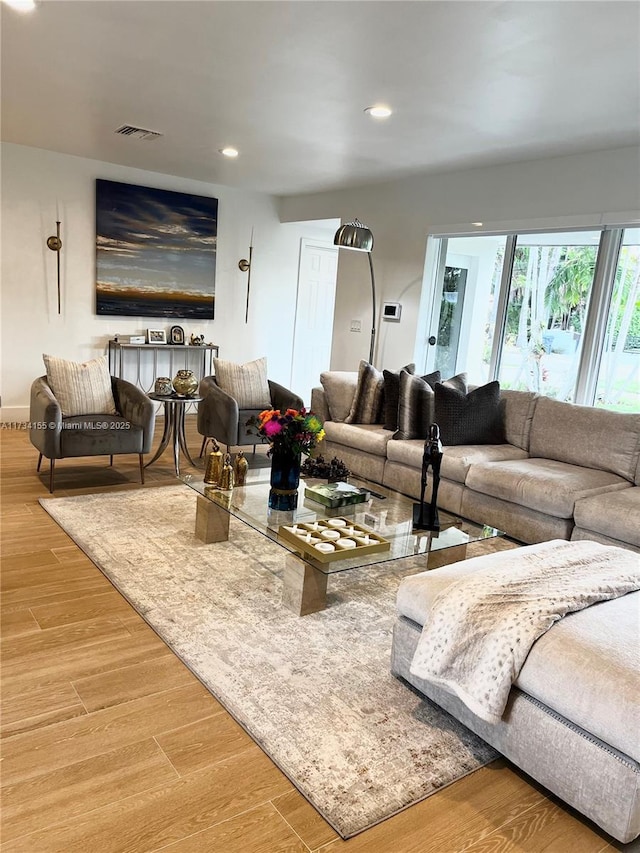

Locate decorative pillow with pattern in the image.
[345,360,385,424]
[434,380,504,445]
[213,356,271,409]
[43,354,117,417]
[382,363,415,431]
[393,370,441,440]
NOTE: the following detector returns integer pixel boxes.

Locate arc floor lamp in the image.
[333,219,377,365]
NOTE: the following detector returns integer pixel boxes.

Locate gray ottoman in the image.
[391,541,640,843]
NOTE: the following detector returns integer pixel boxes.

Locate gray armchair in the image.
[30,376,155,492]
[197,375,304,455]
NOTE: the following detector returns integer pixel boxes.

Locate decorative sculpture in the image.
[203,440,223,485]
[220,453,234,491]
[412,423,443,532]
[233,450,248,486]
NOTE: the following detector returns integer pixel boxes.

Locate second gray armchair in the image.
[197,375,304,455]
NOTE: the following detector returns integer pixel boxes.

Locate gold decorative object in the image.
[154,377,173,395]
[204,441,223,485]
[220,453,234,490]
[172,369,198,396]
[233,450,248,486]
[46,220,62,314]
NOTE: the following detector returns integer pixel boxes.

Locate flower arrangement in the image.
[249,408,325,456]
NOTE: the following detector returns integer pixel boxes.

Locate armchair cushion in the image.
[43,354,116,417]
[213,356,270,409]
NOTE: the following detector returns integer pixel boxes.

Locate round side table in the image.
[146,393,203,476]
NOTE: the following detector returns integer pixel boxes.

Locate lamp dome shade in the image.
[333,219,374,252]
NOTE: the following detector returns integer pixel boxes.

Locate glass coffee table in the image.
[180,469,503,616]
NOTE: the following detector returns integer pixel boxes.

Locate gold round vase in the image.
[172,369,198,396]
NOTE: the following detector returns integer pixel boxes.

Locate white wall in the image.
[0,143,333,419]
[279,146,640,371]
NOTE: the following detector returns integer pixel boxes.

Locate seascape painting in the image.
[96,179,217,319]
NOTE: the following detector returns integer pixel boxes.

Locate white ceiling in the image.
[1,0,639,196]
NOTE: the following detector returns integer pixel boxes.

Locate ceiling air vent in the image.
[114,124,163,141]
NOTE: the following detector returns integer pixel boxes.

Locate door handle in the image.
[428,335,437,346]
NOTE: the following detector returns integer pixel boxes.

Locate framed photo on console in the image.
[170,325,185,345]
[147,329,167,344]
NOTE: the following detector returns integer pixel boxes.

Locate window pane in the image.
[595,229,640,412]
[497,231,600,399]
[434,236,507,384]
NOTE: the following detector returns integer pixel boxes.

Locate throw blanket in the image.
[409,539,640,724]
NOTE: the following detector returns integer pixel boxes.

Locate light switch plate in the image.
[350,320,362,332]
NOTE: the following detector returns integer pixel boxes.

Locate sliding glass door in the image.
[594,229,640,412]
[419,225,639,408]
[497,231,600,400]
[423,235,508,385]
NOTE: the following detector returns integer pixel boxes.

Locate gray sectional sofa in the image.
[391,547,640,843]
[310,373,640,551]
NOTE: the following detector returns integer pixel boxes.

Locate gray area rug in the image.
[40,485,509,838]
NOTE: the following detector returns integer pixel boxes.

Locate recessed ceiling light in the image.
[219,147,239,158]
[471,222,483,227]
[2,0,36,11]
[364,105,392,119]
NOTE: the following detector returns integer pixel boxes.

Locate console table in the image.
[108,341,219,394]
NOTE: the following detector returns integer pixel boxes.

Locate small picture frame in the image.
[169,325,185,345]
[147,328,167,344]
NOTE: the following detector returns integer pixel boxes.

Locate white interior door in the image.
[291,240,338,406]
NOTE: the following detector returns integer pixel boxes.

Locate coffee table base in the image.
[195,496,230,543]
[193,496,470,616]
[283,555,328,616]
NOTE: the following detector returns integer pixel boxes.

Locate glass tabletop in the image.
[180,468,503,575]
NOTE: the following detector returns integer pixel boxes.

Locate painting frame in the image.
[96,179,217,319]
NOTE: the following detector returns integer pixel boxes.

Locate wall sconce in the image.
[46,220,62,314]
[238,227,254,323]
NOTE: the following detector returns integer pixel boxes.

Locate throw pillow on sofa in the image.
[320,370,359,422]
[393,369,441,440]
[435,380,504,445]
[345,360,385,424]
[43,353,116,417]
[382,363,415,431]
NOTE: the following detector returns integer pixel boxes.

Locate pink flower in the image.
[262,419,283,438]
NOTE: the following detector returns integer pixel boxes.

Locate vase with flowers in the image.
[249,408,325,510]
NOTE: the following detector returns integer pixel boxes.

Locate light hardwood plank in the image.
[460,798,612,852]
[31,590,134,629]
[0,608,40,638]
[73,652,199,712]
[0,683,218,786]
[2,559,96,590]
[1,745,292,853]
[1,738,179,842]
[316,763,548,853]
[1,628,169,690]
[140,801,308,853]
[1,615,130,662]
[1,549,62,575]
[155,713,253,776]
[1,680,83,728]
[272,788,340,850]
[1,574,113,613]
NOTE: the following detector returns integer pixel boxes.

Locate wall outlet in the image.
[350,320,362,332]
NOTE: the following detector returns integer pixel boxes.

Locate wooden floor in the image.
[0,420,628,852]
